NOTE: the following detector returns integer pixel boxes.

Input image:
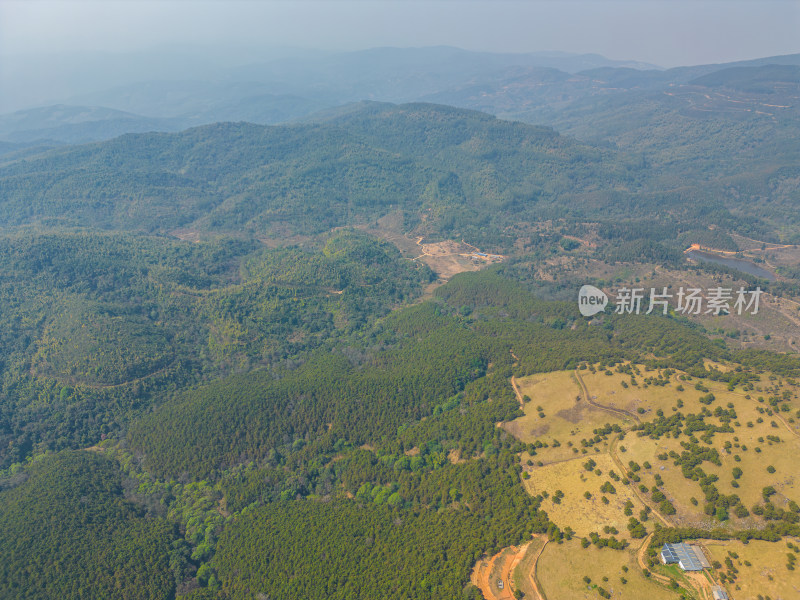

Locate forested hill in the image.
[4,265,799,598]
[2,100,796,249]
[0,103,637,239]
[421,63,800,230]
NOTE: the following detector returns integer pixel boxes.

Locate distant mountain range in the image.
[2,46,796,149]
[0,105,186,145]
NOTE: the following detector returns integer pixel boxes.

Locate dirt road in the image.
[573,370,640,423]
[471,540,549,600]
[511,375,524,408]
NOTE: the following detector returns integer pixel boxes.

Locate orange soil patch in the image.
[471,552,503,600]
[471,543,530,600]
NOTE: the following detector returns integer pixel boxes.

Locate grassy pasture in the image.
[510,363,800,530]
[506,370,628,463]
[705,538,800,600]
[578,364,677,418]
[624,375,800,526]
[537,539,680,600]
[522,453,649,539]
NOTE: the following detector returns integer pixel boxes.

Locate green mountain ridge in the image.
[2,99,798,248]
[0,103,636,243]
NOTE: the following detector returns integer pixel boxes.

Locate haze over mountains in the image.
[2,45,797,150]
[2,46,798,251]
[0,46,658,112]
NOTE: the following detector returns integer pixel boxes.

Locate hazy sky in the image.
[1,0,798,68]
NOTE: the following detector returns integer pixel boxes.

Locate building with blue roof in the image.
[659,542,709,571]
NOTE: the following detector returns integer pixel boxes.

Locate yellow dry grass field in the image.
[510,363,800,531]
[504,370,629,463]
[522,453,649,539]
[622,374,800,527]
[502,362,800,596]
[537,539,680,600]
[622,433,717,528]
[705,538,800,600]
[578,364,678,417]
